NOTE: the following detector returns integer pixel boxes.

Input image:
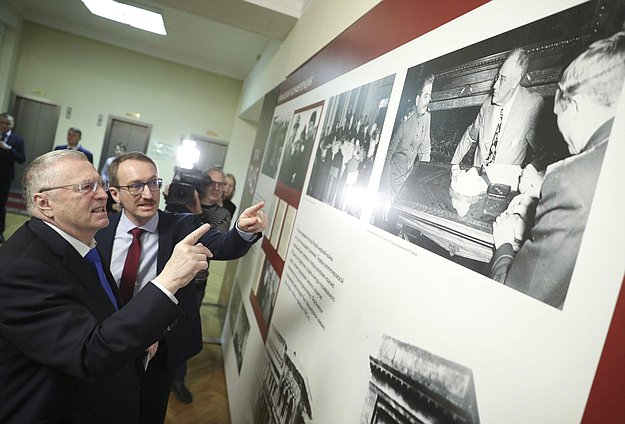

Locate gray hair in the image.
[559,31,625,108]
[0,113,15,127]
[23,150,88,213]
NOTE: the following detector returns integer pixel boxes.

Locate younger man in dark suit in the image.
[0,113,26,243]
[97,152,267,423]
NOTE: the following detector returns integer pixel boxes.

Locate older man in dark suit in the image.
[0,112,26,243]
[491,31,625,309]
[96,152,266,423]
[0,150,212,423]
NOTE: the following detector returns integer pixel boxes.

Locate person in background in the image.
[0,112,26,244]
[55,127,94,163]
[222,173,237,219]
[96,153,267,423]
[101,143,127,213]
[165,167,232,403]
[0,149,211,423]
[101,143,127,181]
[490,31,625,309]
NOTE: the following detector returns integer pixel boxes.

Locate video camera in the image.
[167,167,212,206]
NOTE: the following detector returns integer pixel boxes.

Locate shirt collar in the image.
[42,221,95,257]
[119,209,159,234]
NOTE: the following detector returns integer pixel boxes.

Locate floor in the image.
[4,212,232,424]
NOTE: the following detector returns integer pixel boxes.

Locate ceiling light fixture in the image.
[81,0,167,35]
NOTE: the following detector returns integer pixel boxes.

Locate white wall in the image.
[12,22,243,186]
[238,0,382,118]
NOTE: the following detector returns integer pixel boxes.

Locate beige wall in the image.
[12,22,243,185]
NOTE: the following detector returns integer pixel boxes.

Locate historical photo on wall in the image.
[307,74,395,218]
[228,282,243,337]
[276,104,323,192]
[253,326,312,424]
[261,113,290,179]
[233,303,251,374]
[361,335,479,423]
[373,0,625,310]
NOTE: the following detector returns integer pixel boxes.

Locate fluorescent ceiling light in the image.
[82,0,167,35]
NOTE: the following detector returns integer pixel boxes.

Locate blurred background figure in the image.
[222,173,237,219]
[101,143,127,213]
[54,127,93,163]
[0,112,26,243]
[100,143,127,181]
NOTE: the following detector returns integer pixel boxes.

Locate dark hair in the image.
[68,127,82,136]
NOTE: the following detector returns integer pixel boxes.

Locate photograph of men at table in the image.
[449,48,544,175]
[372,0,623,308]
[490,31,625,309]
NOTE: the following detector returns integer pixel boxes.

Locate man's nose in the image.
[141,184,154,198]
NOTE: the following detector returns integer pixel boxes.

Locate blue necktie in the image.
[85,248,119,310]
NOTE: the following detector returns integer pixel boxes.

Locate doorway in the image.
[188,134,228,170]
[98,115,152,172]
[9,93,61,191]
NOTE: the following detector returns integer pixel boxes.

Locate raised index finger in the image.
[181,223,211,245]
[245,201,265,215]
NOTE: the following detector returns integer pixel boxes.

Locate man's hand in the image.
[237,201,267,233]
[146,341,158,360]
[0,141,11,150]
[155,224,212,294]
[493,211,526,251]
[518,164,543,198]
[450,164,462,179]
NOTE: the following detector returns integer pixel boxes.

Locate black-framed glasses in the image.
[114,178,162,196]
[40,179,109,194]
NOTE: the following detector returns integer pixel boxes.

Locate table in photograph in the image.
[392,162,517,262]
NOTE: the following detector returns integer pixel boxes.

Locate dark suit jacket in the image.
[0,218,181,423]
[0,131,26,179]
[491,119,612,309]
[96,210,258,370]
[54,144,94,163]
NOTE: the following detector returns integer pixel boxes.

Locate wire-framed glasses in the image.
[40,179,109,194]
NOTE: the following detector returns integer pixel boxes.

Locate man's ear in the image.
[109,187,121,204]
[33,193,54,218]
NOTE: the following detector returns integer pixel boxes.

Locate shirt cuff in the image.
[150,279,178,304]
[235,221,257,241]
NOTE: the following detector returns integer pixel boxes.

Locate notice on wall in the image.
[222,1,625,423]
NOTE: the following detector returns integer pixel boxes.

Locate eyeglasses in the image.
[207,181,225,189]
[40,179,109,194]
[114,178,162,196]
[493,74,507,84]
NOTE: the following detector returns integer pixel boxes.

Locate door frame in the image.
[99,115,152,170]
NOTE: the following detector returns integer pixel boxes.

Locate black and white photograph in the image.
[256,258,281,327]
[233,302,251,374]
[261,114,290,179]
[307,74,395,218]
[361,335,479,424]
[276,104,323,192]
[253,326,312,424]
[228,282,243,337]
[374,0,625,309]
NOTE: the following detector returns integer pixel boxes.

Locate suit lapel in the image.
[156,210,174,274]
[31,219,118,315]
